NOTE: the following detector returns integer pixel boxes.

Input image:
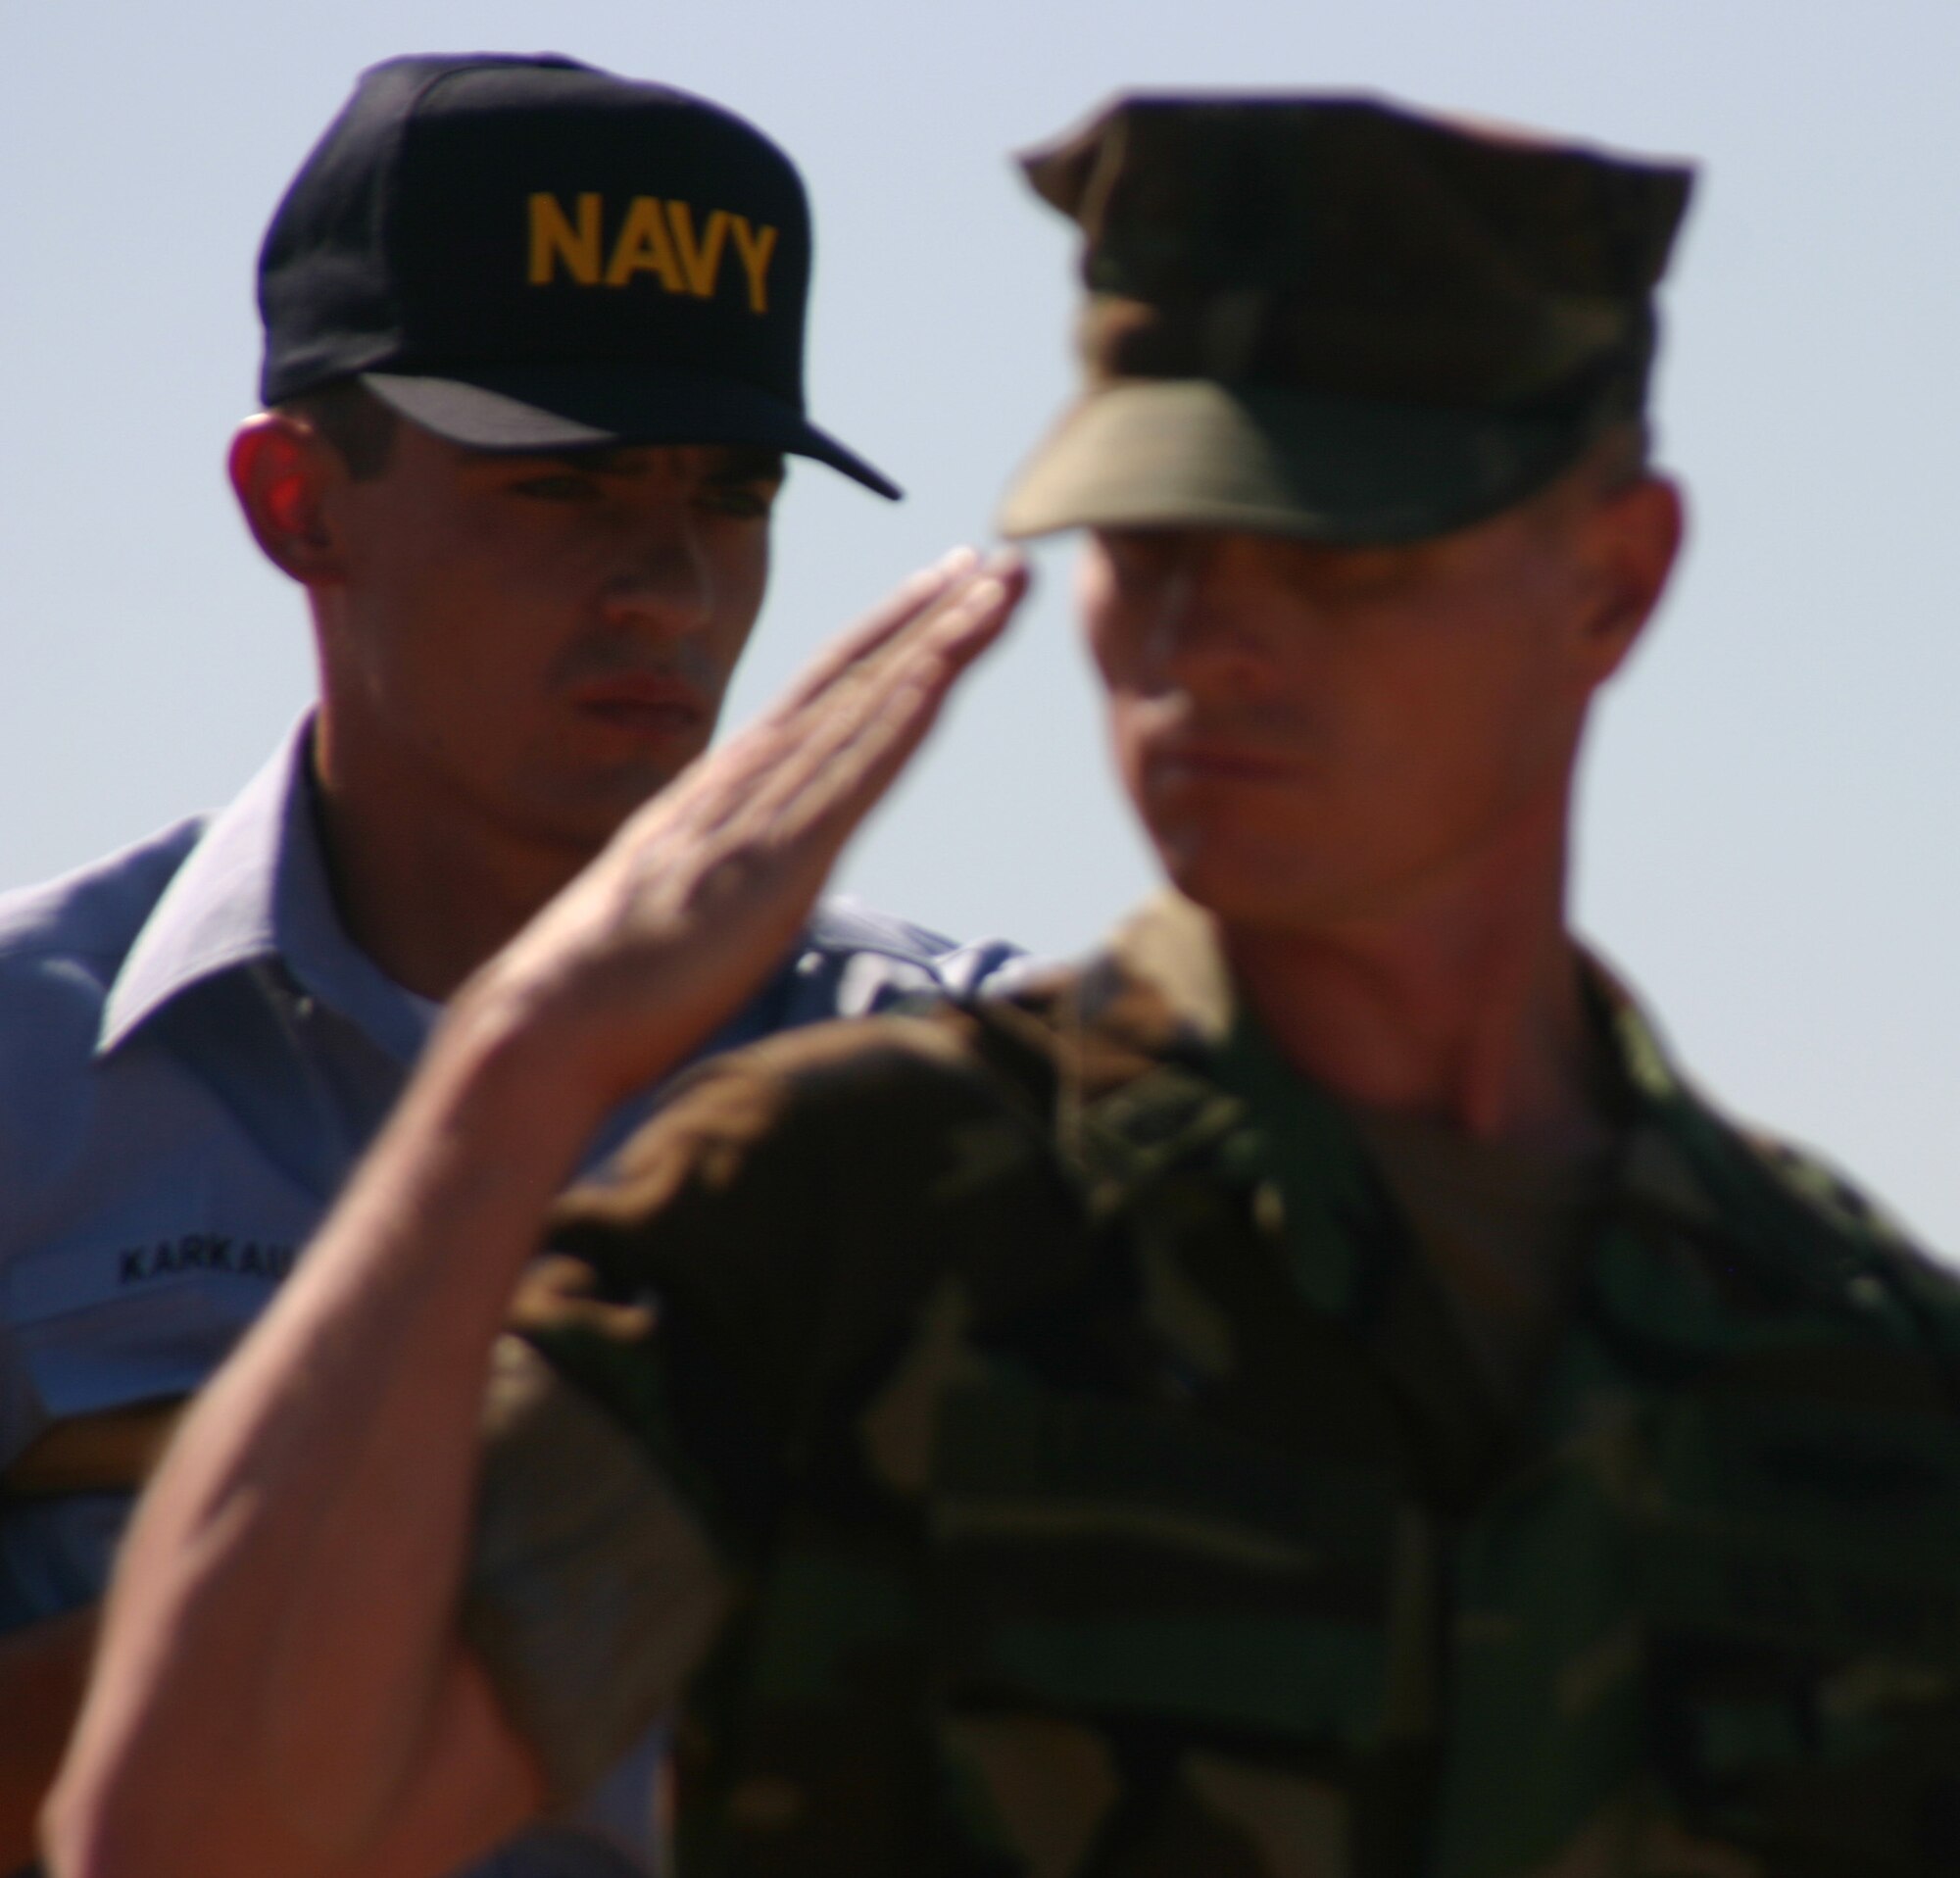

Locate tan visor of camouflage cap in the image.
[997,94,1693,547]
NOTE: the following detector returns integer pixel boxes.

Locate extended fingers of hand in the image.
[728,560,1026,834]
[601,553,1025,874]
[791,552,1025,730]
[630,556,986,847]
[763,547,983,721]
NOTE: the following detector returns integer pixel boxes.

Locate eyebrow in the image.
[516,445,787,482]
[703,447,788,484]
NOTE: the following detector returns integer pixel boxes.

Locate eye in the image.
[1302,549,1420,602]
[507,471,602,503]
[1100,529,1184,587]
[1246,535,1424,607]
[696,479,781,521]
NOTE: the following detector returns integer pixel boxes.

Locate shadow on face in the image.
[1076,444,1683,931]
[231,391,786,860]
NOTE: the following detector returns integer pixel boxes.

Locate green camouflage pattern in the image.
[475,893,1960,1876]
[1022,96,1690,408]
[997,95,1694,544]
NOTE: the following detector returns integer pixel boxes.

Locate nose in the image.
[597,508,714,637]
[1147,537,1287,697]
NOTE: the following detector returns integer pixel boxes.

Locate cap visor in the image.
[363,365,900,499]
[997,380,1588,545]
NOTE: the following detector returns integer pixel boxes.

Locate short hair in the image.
[1588,418,1653,492]
[1524,420,1654,535]
[276,378,399,480]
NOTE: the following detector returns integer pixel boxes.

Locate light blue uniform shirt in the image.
[0,718,1020,1875]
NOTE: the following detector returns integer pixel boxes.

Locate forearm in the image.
[0,1606,96,1873]
[45,1007,596,1878]
[0,1406,188,1868]
[45,551,1023,1878]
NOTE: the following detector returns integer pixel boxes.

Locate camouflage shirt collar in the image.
[1084,890,1723,1232]
[1096,890,1238,1049]
[1096,890,1679,1081]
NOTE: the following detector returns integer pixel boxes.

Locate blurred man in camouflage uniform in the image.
[53,95,1960,1878]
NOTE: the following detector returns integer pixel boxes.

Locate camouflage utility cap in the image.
[998,94,1693,545]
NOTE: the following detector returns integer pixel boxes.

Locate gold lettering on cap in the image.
[525,194,777,312]
[730,216,778,315]
[528,192,603,285]
[665,202,733,299]
[605,197,685,291]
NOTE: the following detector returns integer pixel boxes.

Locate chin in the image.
[1151,832,1362,935]
[514,765,681,857]
[1137,790,1354,925]
[1154,836,1279,921]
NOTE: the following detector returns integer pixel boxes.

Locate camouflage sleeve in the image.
[462,1332,734,1811]
[456,1026,856,1809]
[461,1012,1045,1806]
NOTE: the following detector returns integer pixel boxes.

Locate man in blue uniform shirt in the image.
[0,53,1023,1875]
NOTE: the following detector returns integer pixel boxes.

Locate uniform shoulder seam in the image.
[1736,1125,1933,1260]
[0,816,208,967]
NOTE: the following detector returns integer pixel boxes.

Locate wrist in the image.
[438,928,712,1119]
[409,974,621,1178]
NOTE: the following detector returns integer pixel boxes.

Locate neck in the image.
[1222,789,1611,1154]
[307,721,597,1005]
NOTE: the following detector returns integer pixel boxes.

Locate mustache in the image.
[1126,692,1315,755]
[549,634,725,697]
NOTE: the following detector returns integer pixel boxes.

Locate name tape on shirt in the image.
[8,1232,298,1325]
[117,1234,296,1289]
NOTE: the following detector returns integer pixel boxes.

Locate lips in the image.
[1145,741,1306,784]
[567,671,710,735]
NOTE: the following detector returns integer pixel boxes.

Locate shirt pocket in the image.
[1638,1394,1960,1874]
[925,1375,1411,1752]
[6,1214,311,1420]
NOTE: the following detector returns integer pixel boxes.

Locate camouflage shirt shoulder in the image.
[1738,1120,1960,1346]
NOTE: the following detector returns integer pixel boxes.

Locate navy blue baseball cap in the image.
[259,53,900,497]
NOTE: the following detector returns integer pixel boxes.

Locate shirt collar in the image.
[1102,893,1685,1089]
[1101,891,1237,1044]
[98,715,435,1065]
[1095,890,1730,1223]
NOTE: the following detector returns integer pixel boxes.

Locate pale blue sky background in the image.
[2,0,1955,1248]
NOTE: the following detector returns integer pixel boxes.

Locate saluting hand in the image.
[449,548,1028,1116]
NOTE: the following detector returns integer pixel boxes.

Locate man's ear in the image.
[228,413,347,585]
[1572,473,1686,690]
